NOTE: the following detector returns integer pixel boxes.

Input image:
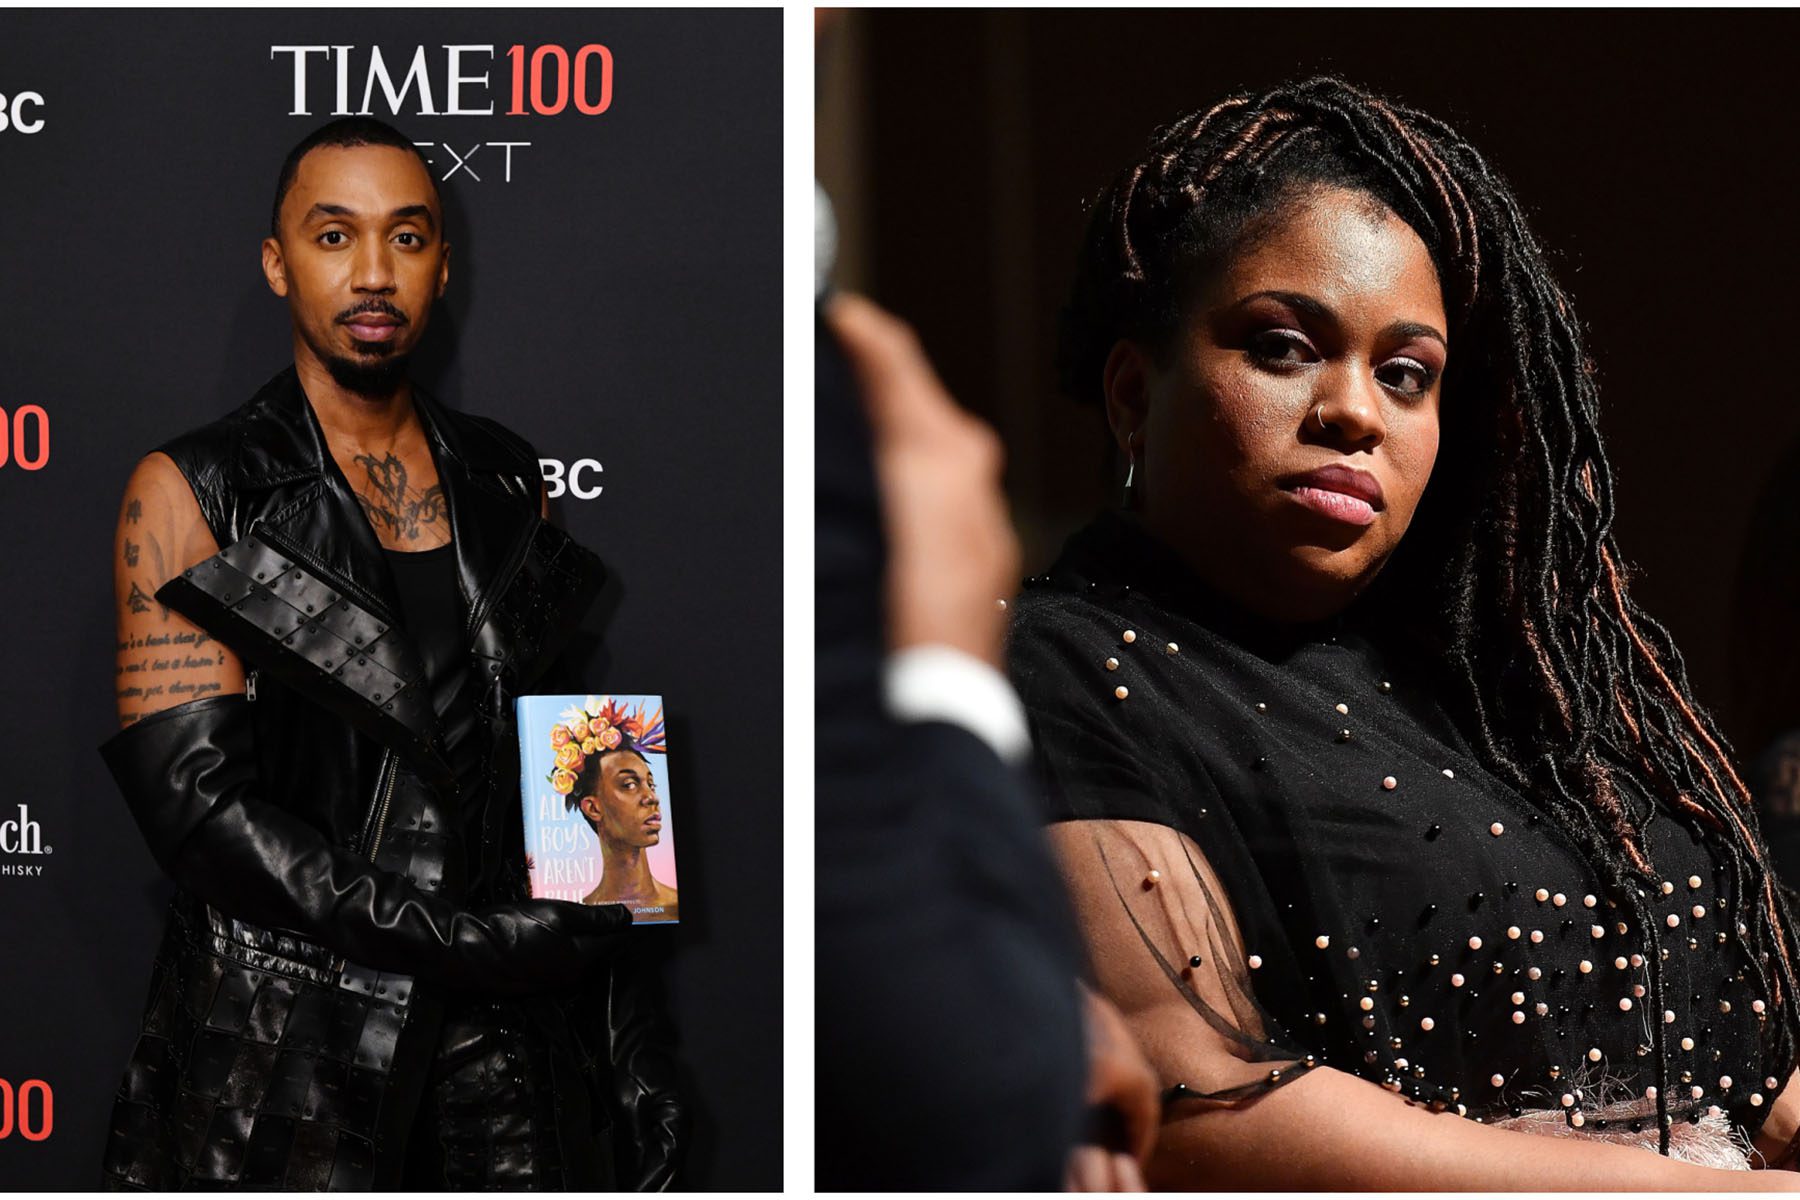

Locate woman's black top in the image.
[1008,512,1793,1142]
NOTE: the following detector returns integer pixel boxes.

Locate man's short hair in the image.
[269,116,440,238]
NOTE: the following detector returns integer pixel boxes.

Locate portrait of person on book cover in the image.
[545,697,680,921]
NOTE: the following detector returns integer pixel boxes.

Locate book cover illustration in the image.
[515,693,679,923]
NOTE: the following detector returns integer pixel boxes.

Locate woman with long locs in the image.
[1007,76,1800,1188]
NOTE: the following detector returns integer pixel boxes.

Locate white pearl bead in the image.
[1420,1017,1434,1031]
[1681,1037,1694,1051]
[1114,685,1130,700]
[1613,957,1628,970]
[1688,875,1702,889]
[1451,973,1465,987]
[1360,997,1374,1011]
[1721,1076,1733,1089]
[1335,702,1349,715]
[1588,1048,1602,1062]
[1579,960,1593,973]
[1583,894,1598,907]
[1105,657,1119,671]
[1645,1086,1658,1100]
[1560,1093,1574,1107]
[1619,998,1633,1011]
[1530,929,1544,944]
[1248,955,1263,969]
[1491,1074,1505,1088]
[1315,935,1330,949]
[1507,926,1521,940]
[1661,881,1674,895]
[1382,775,1397,790]
[1692,905,1705,919]
[1570,1112,1585,1128]
[1754,999,1767,1013]
[1753,1094,1766,1107]
[1528,967,1542,980]
[1663,1010,1676,1024]
[1511,991,1525,1005]
[1468,936,1483,950]
[1591,926,1606,939]
[1512,1010,1525,1024]
[1122,629,1137,643]
[1535,888,1550,902]
[1490,822,1505,836]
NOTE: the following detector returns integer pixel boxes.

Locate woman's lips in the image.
[1288,484,1377,527]
[1281,465,1384,528]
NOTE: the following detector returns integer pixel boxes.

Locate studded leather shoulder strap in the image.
[157,530,451,785]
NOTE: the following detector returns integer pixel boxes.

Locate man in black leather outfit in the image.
[98,116,684,1189]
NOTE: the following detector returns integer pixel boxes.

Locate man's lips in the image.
[342,315,403,341]
[1281,465,1385,528]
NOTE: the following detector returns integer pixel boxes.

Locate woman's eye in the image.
[1377,357,1437,396]
[1246,329,1316,367]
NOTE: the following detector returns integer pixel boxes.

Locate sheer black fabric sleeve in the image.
[1009,602,1316,1105]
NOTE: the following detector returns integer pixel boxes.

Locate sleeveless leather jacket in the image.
[97,366,684,1189]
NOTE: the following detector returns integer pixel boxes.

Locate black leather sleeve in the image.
[100,694,631,993]
[605,937,687,1190]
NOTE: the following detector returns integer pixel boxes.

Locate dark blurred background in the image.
[817,8,1800,760]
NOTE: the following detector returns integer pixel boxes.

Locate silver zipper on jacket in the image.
[361,749,399,862]
[245,669,258,701]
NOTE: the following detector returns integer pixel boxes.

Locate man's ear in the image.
[261,236,289,298]
[437,241,451,300]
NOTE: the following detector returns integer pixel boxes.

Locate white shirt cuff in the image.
[883,644,1032,768]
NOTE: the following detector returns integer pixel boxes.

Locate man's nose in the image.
[351,240,397,293]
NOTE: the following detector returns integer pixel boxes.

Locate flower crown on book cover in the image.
[515,693,679,923]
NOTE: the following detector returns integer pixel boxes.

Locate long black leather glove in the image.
[100,693,629,994]
[605,937,687,1190]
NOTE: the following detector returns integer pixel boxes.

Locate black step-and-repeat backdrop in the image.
[0,9,780,1189]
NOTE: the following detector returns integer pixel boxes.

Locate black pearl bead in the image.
[1189,955,1203,969]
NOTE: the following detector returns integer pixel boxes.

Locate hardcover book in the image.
[515,693,679,923]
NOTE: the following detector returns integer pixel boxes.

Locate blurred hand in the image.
[824,292,1020,669]
[1064,983,1157,1191]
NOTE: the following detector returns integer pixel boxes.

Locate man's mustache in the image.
[336,301,410,325]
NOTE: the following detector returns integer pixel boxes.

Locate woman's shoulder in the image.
[1007,580,1241,722]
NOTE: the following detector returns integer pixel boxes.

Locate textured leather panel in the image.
[104,898,390,1191]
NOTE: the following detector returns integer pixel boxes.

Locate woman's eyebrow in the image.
[1233,289,1334,324]
[1383,319,1447,350]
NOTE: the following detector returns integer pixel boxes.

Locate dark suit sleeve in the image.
[814,312,1088,1190]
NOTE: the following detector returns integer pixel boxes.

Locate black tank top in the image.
[384,543,488,873]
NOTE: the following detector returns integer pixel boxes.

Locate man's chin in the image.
[323,349,411,399]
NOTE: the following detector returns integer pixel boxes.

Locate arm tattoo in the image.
[144,533,170,618]
[123,538,139,567]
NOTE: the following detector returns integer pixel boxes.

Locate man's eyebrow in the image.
[302,202,437,231]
